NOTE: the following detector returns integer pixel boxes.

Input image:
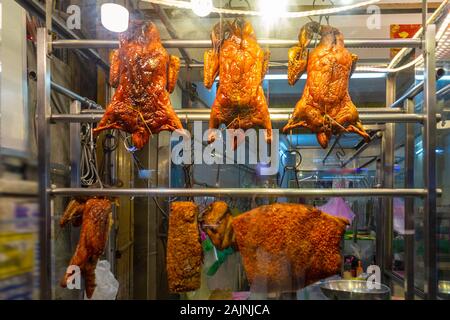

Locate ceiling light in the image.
[191,0,213,17]
[259,0,287,25]
[101,3,129,33]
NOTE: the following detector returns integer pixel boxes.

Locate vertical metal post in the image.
[423,24,437,300]
[69,100,82,299]
[69,101,81,187]
[37,28,52,300]
[45,0,52,54]
[383,74,396,275]
[156,131,171,299]
[404,98,415,300]
[375,158,384,270]
[45,0,52,33]
[106,88,117,276]
[133,137,159,299]
[422,0,427,37]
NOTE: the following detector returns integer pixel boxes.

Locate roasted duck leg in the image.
[204,19,272,148]
[202,201,235,251]
[94,21,183,149]
[60,197,113,299]
[283,22,370,148]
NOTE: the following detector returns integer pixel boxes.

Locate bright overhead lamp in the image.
[101,3,129,33]
[191,0,213,17]
[259,0,287,24]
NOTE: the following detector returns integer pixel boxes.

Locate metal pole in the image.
[69,101,81,187]
[48,187,435,198]
[422,0,428,37]
[383,73,396,276]
[375,158,384,271]
[156,132,171,298]
[51,82,102,109]
[322,134,343,165]
[404,98,415,300]
[390,68,445,109]
[50,38,423,49]
[37,28,52,300]
[14,0,109,71]
[69,100,82,300]
[45,0,52,36]
[423,24,437,300]
[50,113,437,124]
[341,131,383,168]
[78,107,405,115]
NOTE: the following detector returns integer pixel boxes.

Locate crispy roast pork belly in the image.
[166,202,203,293]
[232,203,348,291]
[202,201,349,292]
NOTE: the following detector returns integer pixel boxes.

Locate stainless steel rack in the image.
[48,187,440,198]
[51,38,423,49]
[49,112,440,124]
[35,20,440,300]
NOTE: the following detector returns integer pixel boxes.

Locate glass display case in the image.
[0,0,448,301]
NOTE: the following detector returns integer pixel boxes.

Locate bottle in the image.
[356,260,364,277]
[343,261,352,279]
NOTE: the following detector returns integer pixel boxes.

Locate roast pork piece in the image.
[166,202,203,293]
[203,202,349,292]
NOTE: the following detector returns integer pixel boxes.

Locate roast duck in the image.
[94,20,183,149]
[60,197,114,298]
[204,18,272,148]
[283,22,370,148]
[167,201,348,293]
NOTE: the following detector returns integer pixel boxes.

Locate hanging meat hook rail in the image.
[48,187,442,198]
[51,38,423,49]
[51,113,441,124]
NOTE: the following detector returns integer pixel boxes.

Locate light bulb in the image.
[191,0,213,17]
[101,3,129,33]
[259,0,287,25]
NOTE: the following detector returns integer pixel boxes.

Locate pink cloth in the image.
[393,197,405,234]
[232,292,251,300]
[318,197,355,223]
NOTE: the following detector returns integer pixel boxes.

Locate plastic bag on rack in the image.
[318,197,355,223]
[85,260,119,300]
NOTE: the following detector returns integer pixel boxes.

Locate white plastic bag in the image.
[86,260,119,300]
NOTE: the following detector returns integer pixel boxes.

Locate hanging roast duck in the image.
[283,22,370,148]
[94,20,183,149]
[204,18,272,148]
